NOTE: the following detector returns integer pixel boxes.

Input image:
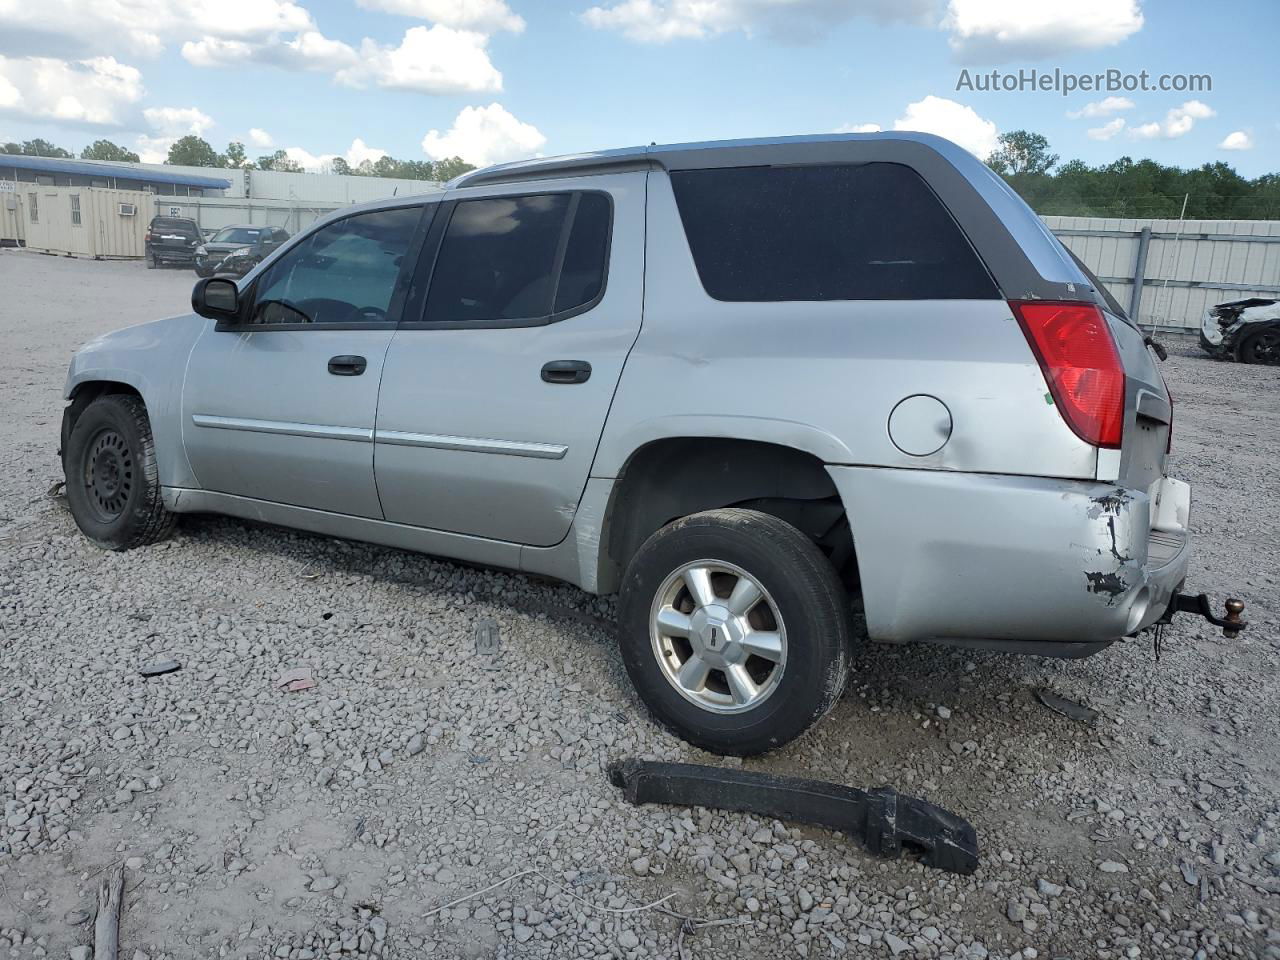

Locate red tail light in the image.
[1011,300,1125,449]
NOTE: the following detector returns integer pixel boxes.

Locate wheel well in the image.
[602,437,857,591]
[61,382,144,462]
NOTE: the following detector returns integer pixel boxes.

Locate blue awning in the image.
[0,154,232,189]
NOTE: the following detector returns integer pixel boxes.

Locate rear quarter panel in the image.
[593,171,1099,481]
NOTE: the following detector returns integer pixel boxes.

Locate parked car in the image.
[1200,297,1280,364]
[62,133,1207,755]
[144,216,201,268]
[194,224,290,278]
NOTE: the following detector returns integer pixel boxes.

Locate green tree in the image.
[987,130,1059,177]
[80,139,141,162]
[223,141,250,169]
[330,157,352,176]
[166,136,224,168]
[3,138,73,157]
[255,149,302,173]
[430,156,474,181]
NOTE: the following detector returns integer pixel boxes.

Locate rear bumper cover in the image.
[829,466,1190,648]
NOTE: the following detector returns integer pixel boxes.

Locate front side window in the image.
[670,163,998,301]
[70,194,82,226]
[248,206,422,325]
[423,191,611,323]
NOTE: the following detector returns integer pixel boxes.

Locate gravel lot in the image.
[1,248,1277,960]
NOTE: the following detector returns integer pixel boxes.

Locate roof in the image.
[450,130,1090,306]
[450,131,978,188]
[0,154,232,189]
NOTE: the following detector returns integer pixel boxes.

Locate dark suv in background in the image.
[144,217,202,269]
[194,224,290,278]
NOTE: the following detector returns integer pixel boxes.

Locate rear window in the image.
[152,218,198,235]
[670,163,998,302]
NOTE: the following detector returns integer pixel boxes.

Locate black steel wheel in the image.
[64,394,176,550]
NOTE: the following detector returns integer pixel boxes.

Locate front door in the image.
[373,173,646,546]
[181,204,428,517]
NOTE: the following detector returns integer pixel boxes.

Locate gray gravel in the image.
[1,248,1278,959]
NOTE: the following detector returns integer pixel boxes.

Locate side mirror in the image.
[192,276,239,320]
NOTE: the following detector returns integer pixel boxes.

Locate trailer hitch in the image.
[1163,593,1247,639]
[607,759,979,875]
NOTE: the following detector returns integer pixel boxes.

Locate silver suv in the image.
[61,133,1189,755]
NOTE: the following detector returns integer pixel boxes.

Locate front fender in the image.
[64,314,209,489]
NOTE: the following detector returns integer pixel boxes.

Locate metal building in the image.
[0,155,232,196]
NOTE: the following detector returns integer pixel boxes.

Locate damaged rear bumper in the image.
[828,466,1190,651]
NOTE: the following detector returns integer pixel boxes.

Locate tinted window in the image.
[213,226,265,244]
[249,206,421,325]
[423,192,610,323]
[670,163,997,301]
[152,218,198,236]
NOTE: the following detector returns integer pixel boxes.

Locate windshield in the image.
[212,227,264,244]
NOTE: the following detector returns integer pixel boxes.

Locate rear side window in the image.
[670,163,998,301]
[423,191,611,323]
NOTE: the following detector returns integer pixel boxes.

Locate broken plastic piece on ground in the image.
[607,759,979,875]
[1035,688,1099,724]
[276,667,316,692]
[138,659,181,678]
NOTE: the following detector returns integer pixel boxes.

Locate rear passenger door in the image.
[373,172,645,546]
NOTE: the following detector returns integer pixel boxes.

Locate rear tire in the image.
[64,394,176,550]
[1240,327,1280,365]
[145,252,156,269]
[617,508,852,755]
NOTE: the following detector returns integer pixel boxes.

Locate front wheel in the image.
[617,508,852,755]
[64,394,176,550]
[1240,327,1280,365]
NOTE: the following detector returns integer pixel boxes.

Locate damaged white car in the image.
[1200,297,1280,364]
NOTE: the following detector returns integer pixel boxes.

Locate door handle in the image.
[541,360,591,384]
[328,355,367,376]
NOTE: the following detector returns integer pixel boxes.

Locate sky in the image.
[0,0,1276,177]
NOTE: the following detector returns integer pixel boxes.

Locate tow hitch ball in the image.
[1166,593,1248,639]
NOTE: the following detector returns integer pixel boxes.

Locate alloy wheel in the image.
[649,560,787,714]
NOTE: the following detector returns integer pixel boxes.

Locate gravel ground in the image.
[1,248,1278,960]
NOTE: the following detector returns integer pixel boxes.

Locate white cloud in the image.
[943,0,1143,63]
[1087,117,1126,141]
[132,104,215,162]
[354,0,524,32]
[1128,99,1214,140]
[248,127,273,148]
[891,95,999,158]
[835,122,882,133]
[337,26,501,94]
[0,0,314,60]
[344,137,387,167]
[143,105,214,135]
[421,102,545,167]
[580,0,933,44]
[182,29,357,72]
[1067,96,1135,120]
[1219,130,1253,151]
[0,55,144,126]
[280,138,390,173]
